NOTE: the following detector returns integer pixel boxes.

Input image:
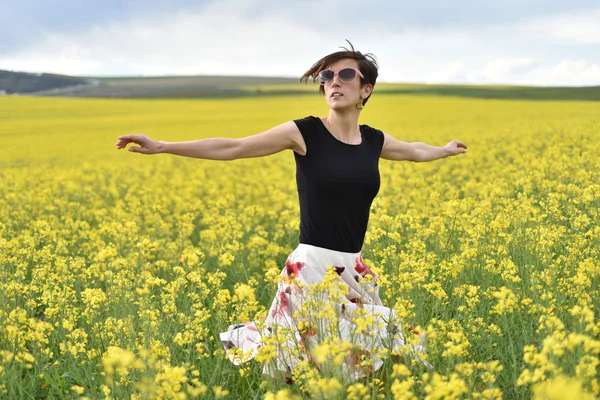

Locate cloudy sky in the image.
[2,0,600,86]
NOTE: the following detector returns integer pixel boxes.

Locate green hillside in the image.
[1,69,599,101]
[0,70,89,94]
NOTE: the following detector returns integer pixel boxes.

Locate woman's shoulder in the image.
[293,116,323,134]
[293,115,320,124]
[360,123,384,137]
[360,123,385,150]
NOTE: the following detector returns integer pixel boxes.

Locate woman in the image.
[115,42,467,383]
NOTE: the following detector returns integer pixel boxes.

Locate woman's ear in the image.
[361,84,373,99]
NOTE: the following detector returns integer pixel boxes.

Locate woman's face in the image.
[322,58,372,111]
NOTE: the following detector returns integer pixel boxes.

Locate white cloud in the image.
[1,1,599,86]
[0,0,330,77]
[460,58,600,86]
[430,60,468,83]
[482,58,537,76]
[396,57,600,86]
[465,57,538,84]
[517,60,600,86]
[520,8,600,44]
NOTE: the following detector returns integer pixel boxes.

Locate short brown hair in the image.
[300,40,379,106]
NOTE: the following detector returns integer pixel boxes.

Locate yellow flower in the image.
[312,342,330,364]
[264,388,300,400]
[347,383,370,400]
[234,283,256,302]
[213,385,230,398]
[391,377,415,400]
[392,363,412,378]
[101,385,111,396]
[309,377,342,398]
[218,252,235,267]
[187,383,208,397]
[490,286,518,315]
[532,374,595,400]
[71,385,85,395]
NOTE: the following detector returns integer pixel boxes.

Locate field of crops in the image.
[1,92,599,399]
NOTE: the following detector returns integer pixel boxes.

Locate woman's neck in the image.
[325,110,361,143]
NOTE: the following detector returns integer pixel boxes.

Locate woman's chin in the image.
[328,101,354,111]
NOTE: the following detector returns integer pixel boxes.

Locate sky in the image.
[1,0,600,86]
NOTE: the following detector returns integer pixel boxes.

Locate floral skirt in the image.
[219,243,432,382]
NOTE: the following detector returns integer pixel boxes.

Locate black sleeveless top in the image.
[292,116,385,253]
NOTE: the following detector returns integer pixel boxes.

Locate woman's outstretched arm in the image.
[115,121,305,160]
[380,132,467,162]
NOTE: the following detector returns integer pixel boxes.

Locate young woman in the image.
[116,43,467,383]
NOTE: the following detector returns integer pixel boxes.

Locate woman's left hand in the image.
[444,140,468,156]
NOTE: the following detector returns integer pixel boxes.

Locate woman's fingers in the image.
[116,134,146,149]
[445,140,468,155]
[116,134,159,154]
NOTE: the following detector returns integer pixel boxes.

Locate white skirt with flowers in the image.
[219,243,432,383]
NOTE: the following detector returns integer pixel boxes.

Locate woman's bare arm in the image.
[116,121,305,160]
[380,132,467,162]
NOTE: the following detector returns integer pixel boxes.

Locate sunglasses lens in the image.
[319,70,334,83]
[338,68,357,82]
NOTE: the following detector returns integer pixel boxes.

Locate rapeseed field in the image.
[0,93,599,399]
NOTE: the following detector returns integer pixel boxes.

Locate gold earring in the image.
[356,102,364,110]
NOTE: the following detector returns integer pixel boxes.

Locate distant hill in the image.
[0,70,90,94]
[0,70,301,98]
[373,83,600,102]
[69,75,304,98]
[1,69,599,101]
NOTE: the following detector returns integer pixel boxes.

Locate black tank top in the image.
[292,116,385,253]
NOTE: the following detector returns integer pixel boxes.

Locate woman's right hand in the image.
[116,134,161,154]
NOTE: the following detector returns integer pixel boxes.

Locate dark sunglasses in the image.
[318,68,365,84]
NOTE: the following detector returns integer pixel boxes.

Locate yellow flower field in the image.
[0,93,599,399]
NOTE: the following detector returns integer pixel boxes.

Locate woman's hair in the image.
[300,40,379,106]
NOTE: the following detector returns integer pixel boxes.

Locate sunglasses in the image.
[318,68,364,84]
